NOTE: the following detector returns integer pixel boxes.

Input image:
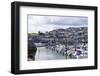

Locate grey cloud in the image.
[28,15,88,33]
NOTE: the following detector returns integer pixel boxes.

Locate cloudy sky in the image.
[28,15,88,33]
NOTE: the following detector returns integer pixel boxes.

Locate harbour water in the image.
[35,47,66,61]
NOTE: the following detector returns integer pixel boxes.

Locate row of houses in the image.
[28,27,87,48]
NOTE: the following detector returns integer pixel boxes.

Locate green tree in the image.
[28,44,37,60]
